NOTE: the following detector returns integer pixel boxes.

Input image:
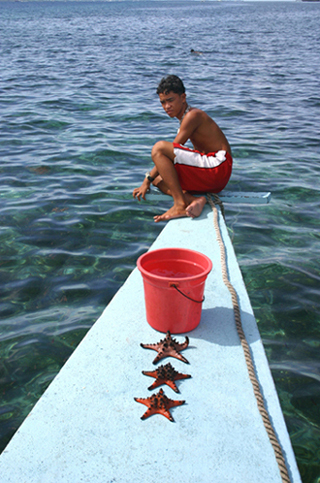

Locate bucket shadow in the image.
[186,306,261,347]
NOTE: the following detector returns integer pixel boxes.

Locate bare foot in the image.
[185,196,206,218]
[154,204,187,223]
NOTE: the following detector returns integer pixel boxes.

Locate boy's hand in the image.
[133,183,149,201]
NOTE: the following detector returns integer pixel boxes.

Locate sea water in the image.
[0,1,319,481]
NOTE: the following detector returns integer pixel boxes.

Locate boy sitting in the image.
[133,75,232,223]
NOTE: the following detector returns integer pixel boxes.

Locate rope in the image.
[206,193,291,483]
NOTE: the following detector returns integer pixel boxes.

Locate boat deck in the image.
[0,203,301,483]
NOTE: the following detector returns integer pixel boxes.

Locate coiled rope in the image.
[206,193,291,483]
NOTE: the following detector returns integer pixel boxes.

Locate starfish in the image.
[140,331,190,364]
[142,362,191,393]
[134,388,185,422]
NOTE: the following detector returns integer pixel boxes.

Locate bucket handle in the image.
[170,283,205,304]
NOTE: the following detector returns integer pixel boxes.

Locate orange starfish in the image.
[134,388,185,422]
[142,362,191,393]
[140,331,190,364]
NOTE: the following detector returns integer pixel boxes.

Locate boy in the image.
[133,75,232,223]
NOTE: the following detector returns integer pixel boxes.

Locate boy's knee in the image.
[151,140,173,161]
[151,140,166,157]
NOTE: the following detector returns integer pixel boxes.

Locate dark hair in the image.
[156,75,186,95]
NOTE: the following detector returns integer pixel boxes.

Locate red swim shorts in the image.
[173,143,233,193]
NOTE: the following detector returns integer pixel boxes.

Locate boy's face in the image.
[158,91,187,119]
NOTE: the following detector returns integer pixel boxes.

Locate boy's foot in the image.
[154,205,187,223]
[186,196,206,218]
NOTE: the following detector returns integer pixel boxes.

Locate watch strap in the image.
[145,172,155,182]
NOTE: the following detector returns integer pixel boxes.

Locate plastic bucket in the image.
[137,248,212,334]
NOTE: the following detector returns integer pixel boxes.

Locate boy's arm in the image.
[133,166,159,201]
[173,109,202,145]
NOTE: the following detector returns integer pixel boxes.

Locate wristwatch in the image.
[145,172,155,182]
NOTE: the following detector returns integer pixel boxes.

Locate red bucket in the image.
[137,248,212,334]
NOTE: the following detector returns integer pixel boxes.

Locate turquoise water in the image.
[0,1,319,480]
